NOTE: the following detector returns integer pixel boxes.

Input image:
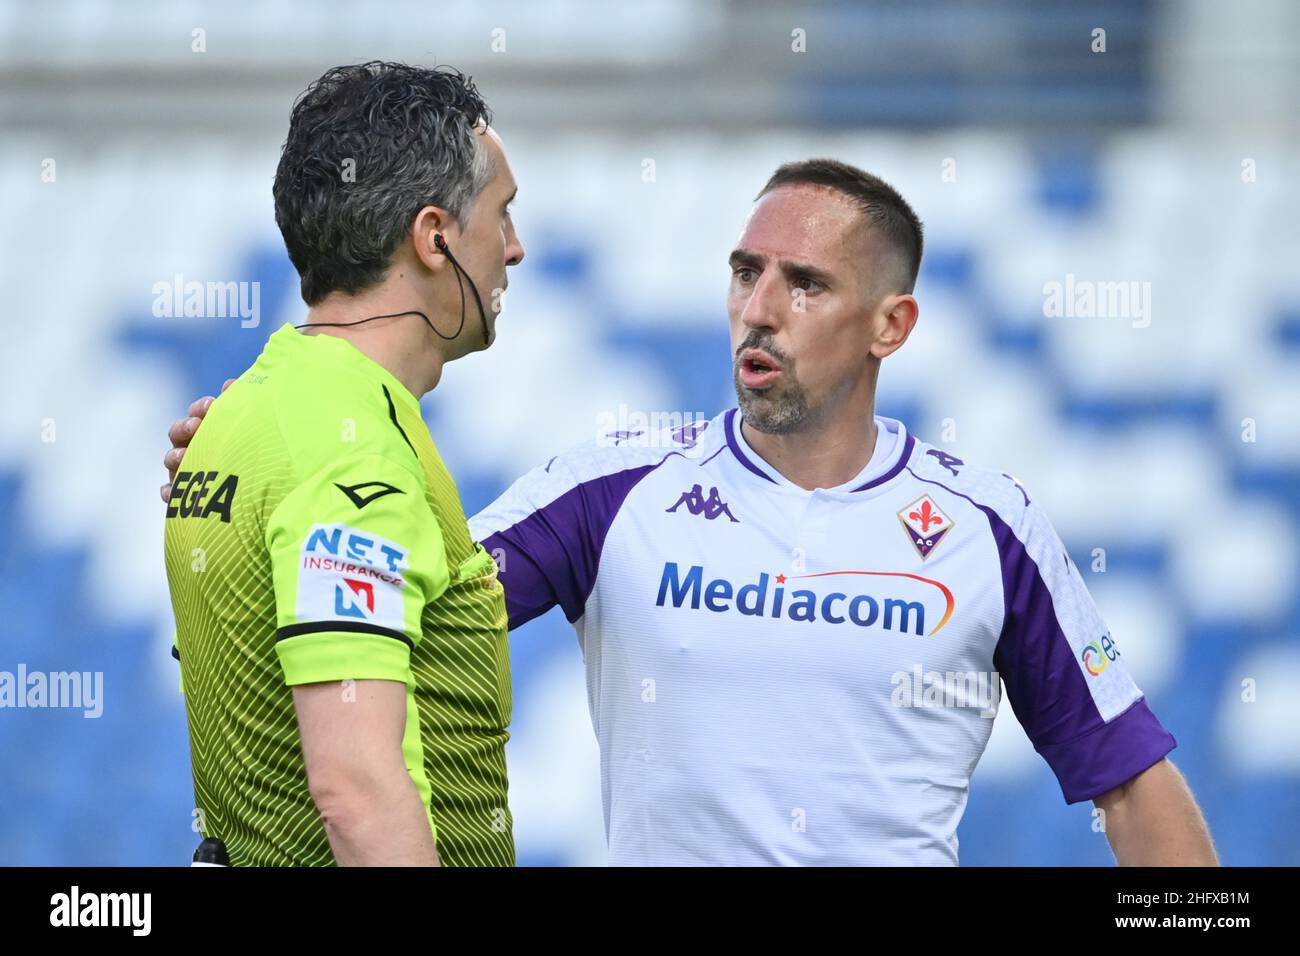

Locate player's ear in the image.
[411,206,456,274]
[869,293,918,360]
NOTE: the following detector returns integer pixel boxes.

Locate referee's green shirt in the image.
[164,323,513,866]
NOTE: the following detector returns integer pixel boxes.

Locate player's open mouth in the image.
[739,348,782,389]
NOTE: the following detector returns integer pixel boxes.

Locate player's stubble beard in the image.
[733,332,813,434]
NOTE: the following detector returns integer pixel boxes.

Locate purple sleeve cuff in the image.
[1037,696,1177,804]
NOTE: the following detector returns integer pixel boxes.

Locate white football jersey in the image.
[470,409,1176,865]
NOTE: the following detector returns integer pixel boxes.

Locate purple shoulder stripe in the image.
[906,466,1176,803]
[479,460,666,629]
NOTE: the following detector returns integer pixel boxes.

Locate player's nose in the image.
[740,271,785,332]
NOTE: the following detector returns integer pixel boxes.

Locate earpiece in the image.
[431,232,490,346]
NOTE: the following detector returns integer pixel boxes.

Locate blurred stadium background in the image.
[1,0,1297,865]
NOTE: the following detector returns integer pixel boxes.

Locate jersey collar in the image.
[723,407,915,494]
[266,323,422,415]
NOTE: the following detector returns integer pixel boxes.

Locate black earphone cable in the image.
[436,233,491,346]
[295,233,490,345]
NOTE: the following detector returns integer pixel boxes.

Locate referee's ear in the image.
[869,292,919,360]
[410,205,456,276]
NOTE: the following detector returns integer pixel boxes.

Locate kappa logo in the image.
[334,577,376,618]
[898,494,954,560]
[1002,472,1031,506]
[335,480,404,509]
[926,449,964,476]
[604,430,645,446]
[671,419,710,448]
[666,484,739,522]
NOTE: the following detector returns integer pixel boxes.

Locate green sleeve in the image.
[264,453,449,686]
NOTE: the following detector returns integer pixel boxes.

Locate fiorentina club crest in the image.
[898,494,953,560]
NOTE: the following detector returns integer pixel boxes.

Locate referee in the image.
[162,62,524,866]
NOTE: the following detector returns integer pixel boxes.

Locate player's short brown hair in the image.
[757,159,924,294]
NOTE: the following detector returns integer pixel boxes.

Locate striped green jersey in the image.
[164,323,513,866]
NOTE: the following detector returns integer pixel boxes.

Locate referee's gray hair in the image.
[274,61,497,306]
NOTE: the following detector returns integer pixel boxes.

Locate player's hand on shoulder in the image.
[160,378,236,502]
